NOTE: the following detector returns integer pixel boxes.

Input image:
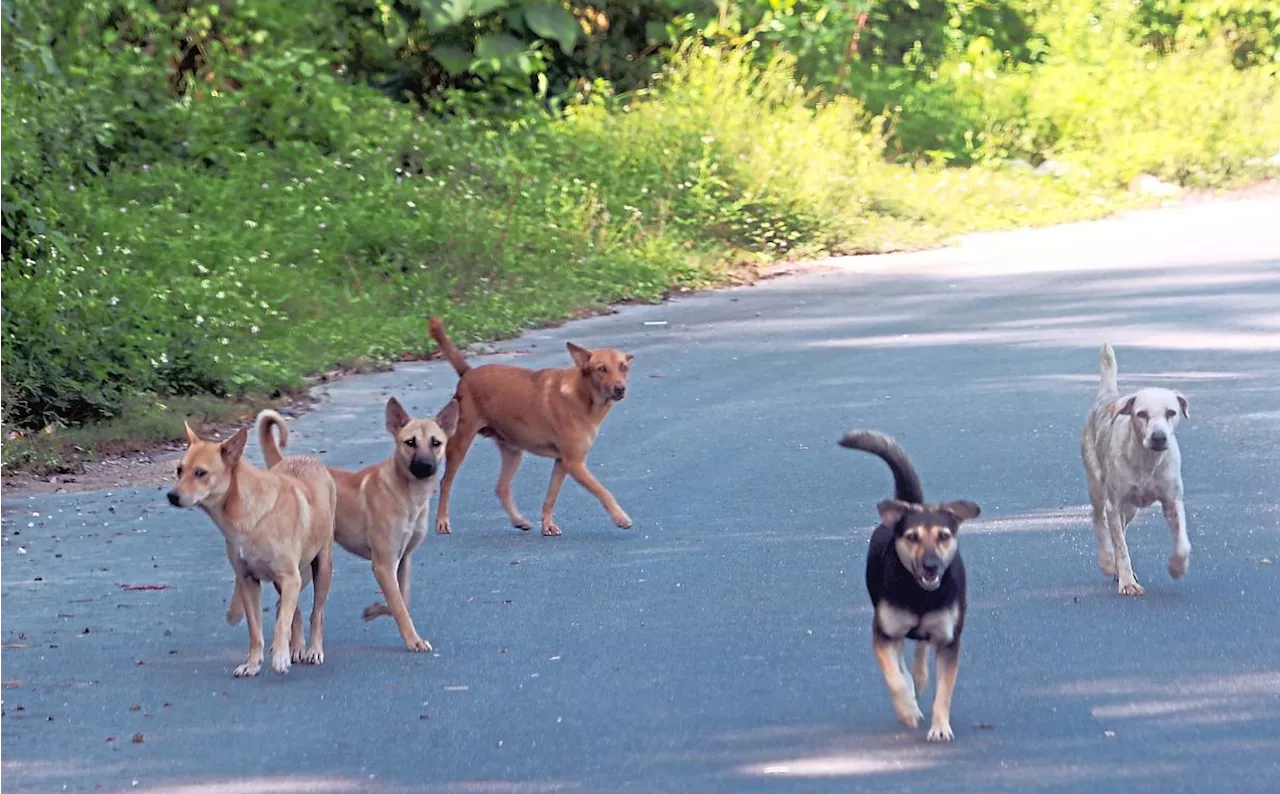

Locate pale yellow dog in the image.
[169,413,336,677]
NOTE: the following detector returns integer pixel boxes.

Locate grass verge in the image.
[3,45,1277,478]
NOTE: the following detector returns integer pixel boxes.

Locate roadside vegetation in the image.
[3,0,1278,473]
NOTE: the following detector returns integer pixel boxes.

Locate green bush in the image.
[4,0,1280,448]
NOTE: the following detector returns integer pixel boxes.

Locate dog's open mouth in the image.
[919,571,942,589]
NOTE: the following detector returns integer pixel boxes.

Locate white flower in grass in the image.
[250,325,259,335]
[244,219,258,228]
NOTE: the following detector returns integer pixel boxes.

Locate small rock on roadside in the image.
[1129,174,1182,197]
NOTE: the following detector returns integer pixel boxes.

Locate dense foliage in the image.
[2,0,1277,456]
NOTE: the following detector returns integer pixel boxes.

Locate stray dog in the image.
[428,316,633,537]
[1081,343,1190,596]
[840,430,981,743]
[168,412,336,677]
[320,397,457,651]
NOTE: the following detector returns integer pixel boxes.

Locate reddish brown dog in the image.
[428,317,634,537]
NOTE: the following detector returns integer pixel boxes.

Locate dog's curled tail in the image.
[1099,343,1119,397]
[256,409,289,468]
[839,430,925,504]
[429,316,471,376]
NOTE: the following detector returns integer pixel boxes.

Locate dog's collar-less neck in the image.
[569,370,612,411]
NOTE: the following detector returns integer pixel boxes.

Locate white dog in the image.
[1081,344,1191,595]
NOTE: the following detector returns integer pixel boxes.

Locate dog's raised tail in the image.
[839,430,925,504]
[429,316,471,376]
[256,409,289,468]
[1099,343,1118,397]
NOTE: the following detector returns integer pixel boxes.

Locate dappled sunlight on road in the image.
[737,750,939,778]
[1040,671,1280,731]
[134,777,375,794]
[966,506,1091,535]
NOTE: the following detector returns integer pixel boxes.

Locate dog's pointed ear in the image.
[435,399,460,437]
[939,500,981,523]
[221,426,249,466]
[566,342,592,371]
[385,397,411,436]
[877,499,912,528]
[625,353,634,363]
[1109,394,1137,419]
[183,421,201,446]
[1175,391,1190,419]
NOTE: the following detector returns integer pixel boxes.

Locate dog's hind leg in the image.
[496,444,532,530]
[303,546,331,664]
[435,417,478,535]
[1083,444,1115,577]
[540,461,569,537]
[1088,489,1116,578]
[873,633,923,729]
[1163,498,1190,580]
[926,641,960,742]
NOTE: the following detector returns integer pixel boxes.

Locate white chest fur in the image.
[876,602,960,645]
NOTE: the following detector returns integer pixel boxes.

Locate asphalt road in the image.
[4,196,1279,794]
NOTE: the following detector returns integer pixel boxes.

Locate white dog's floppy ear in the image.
[1109,394,1137,419]
[1175,392,1190,419]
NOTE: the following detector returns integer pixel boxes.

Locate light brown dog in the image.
[428,316,634,537]
[319,397,457,651]
[168,411,336,677]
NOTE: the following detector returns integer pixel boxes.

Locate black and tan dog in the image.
[840,430,980,743]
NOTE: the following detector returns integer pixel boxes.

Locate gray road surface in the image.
[3,196,1279,793]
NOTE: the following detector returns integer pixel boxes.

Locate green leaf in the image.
[432,44,472,76]
[472,0,508,16]
[298,61,315,77]
[523,2,580,55]
[422,0,472,33]
[474,33,524,62]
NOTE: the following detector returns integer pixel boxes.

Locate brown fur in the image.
[428,316,634,537]
[168,413,336,677]
[227,399,460,651]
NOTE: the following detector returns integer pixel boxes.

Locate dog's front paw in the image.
[512,516,532,531]
[542,521,562,537]
[435,516,452,535]
[300,645,324,665]
[611,510,632,530]
[926,721,955,743]
[270,648,292,674]
[1118,579,1145,596]
[362,602,390,621]
[895,700,924,729]
[233,659,261,678]
[1168,553,1189,580]
[406,635,433,653]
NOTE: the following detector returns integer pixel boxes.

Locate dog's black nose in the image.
[167,491,181,506]
[921,561,940,575]
[1151,431,1167,443]
[612,385,627,399]
[409,460,436,479]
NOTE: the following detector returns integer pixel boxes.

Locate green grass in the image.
[3,42,1278,476]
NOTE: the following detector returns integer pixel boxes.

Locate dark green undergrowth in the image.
[3,2,1279,475]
